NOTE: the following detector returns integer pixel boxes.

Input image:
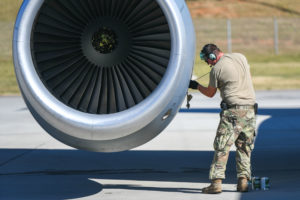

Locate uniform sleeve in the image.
[209,68,218,88]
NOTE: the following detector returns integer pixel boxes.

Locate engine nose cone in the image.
[92,27,118,54]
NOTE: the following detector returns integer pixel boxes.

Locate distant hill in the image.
[187,0,300,18]
[2,0,300,21]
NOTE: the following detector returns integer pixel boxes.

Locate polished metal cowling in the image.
[13,0,196,152]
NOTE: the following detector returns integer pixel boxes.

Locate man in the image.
[189,44,256,193]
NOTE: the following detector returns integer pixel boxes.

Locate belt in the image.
[227,105,255,109]
[221,101,258,114]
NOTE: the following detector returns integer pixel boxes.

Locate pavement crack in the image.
[0,142,47,168]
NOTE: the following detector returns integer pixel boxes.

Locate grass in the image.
[193,54,300,91]
[191,16,300,91]
[192,18,300,56]
[1,0,300,95]
[0,0,22,21]
[0,57,19,95]
[5,53,300,96]
[250,55,300,90]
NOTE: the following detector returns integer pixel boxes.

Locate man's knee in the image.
[235,141,252,157]
[235,139,243,149]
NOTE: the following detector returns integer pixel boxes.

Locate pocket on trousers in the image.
[214,110,234,151]
[214,131,233,151]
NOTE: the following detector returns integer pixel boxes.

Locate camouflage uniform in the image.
[209,108,256,180]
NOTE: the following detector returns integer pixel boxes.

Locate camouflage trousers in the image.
[209,108,256,180]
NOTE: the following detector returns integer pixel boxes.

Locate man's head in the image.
[200,44,222,66]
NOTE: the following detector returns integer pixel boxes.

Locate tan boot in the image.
[237,177,249,192]
[202,179,222,194]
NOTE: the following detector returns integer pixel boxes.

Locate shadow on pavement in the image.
[0,174,103,200]
[241,108,300,200]
[0,149,238,199]
[0,108,300,199]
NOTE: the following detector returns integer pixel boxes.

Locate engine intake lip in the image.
[13,0,188,141]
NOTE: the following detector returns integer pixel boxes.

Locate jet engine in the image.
[13,0,196,152]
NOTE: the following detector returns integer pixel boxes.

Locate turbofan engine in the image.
[13,0,195,152]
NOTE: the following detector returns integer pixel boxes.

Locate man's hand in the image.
[189,80,199,89]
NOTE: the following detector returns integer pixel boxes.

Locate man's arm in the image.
[189,80,217,98]
[197,84,217,98]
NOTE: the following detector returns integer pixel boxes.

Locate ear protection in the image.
[200,52,216,61]
[208,53,216,61]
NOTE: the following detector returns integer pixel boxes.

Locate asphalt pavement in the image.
[1,90,300,200]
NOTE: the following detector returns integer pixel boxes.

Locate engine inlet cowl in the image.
[13,0,196,152]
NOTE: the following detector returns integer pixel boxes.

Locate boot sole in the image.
[237,188,248,192]
[202,190,222,194]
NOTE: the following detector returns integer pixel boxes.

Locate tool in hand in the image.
[186,70,210,109]
[186,92,193,109]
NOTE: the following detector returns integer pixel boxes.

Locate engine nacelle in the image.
[13,0,196,152]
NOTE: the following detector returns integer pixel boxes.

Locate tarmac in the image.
[1,90,300,200]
